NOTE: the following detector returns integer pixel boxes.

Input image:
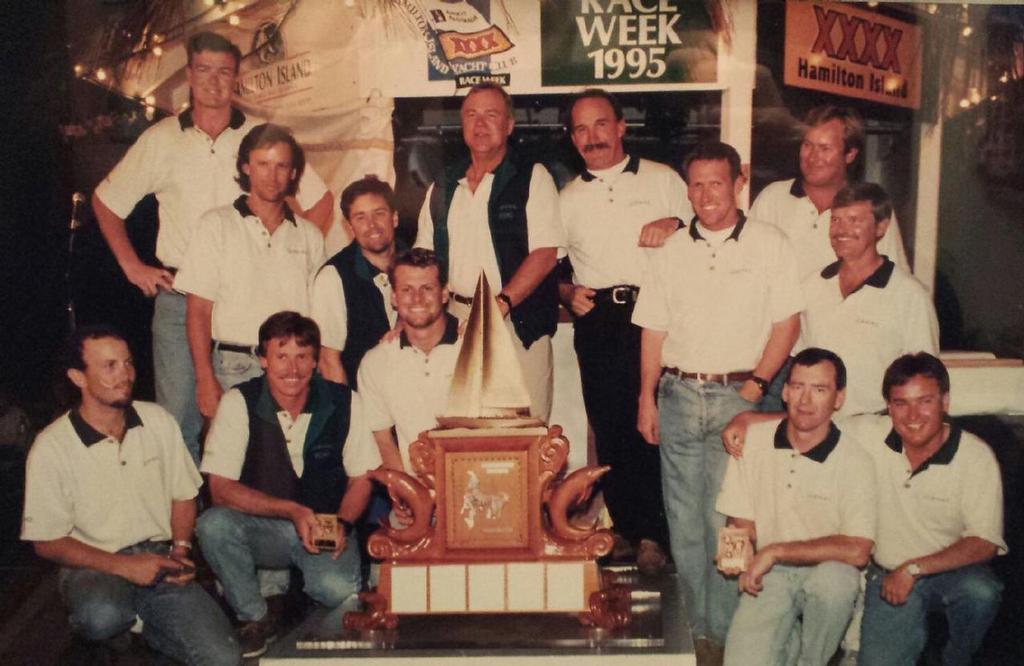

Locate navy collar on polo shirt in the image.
[820,256,895,295]
[773,419,841,463]
[789,178,808,198]
[233,195,296,225]
[70,405,143,447]
[688,210,748,243]
[885,421,962,477]
[178,106,246,131]
[399,313,460,349]
[353,239,407,282]
[579,154,639,182]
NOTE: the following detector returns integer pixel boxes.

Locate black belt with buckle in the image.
[662,368,754,385]
[593,285,639,305]
[451,293,473,306]
[214,340,258,356]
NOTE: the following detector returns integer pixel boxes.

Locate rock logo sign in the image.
[400,0,519,88]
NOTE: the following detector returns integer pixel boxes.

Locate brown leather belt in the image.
[451,293,473,306]
[662,368,754,385]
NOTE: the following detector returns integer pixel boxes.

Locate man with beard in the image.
[312,176,400,388]
[196,312,380,657]
[416,82,564,422]
[716,348,875,666]
[175,124,326,420]
[21,326,240,664]
[357,249,460,473]
[92,32,331,463]
[557,88,687,575]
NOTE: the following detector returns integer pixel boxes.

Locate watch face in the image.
[907,564,921,576]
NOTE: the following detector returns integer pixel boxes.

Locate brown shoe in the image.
[635,538,668,576]
[238,615,277,658]
[695,637,725,666]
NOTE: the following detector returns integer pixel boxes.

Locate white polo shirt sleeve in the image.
[415,186,436,250]
[631,241,672,331]
[173,208,224,302]
[200,388,250,480]
[93,125,165,220]
[715,455,755,522]
[766,231,805,323]
[356,346,396,433]
[665,168,693,221]
[879,215,909,269]
[311,266,349,352]
[903,275,941,355]
[20,433,74,542]
[960,442,1007,554]
[149,404,203,500]
[343,392,383,477]
[836,443,877,541]
[525,164,566,252]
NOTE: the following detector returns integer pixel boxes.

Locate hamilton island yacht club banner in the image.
[784,0,922,109]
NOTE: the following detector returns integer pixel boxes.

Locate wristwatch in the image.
[339,518,356,537]
[496,293,512,311]
[751,375,770,394]
[906,562,922,577]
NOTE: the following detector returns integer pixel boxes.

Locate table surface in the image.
[262,566,694,664]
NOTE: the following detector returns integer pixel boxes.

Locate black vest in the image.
[320,242,391,389]
[429,153,559,348]
[236,375,351,514]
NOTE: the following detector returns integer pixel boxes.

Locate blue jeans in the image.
[658,374,751,643]
[724,562,861,666]
[213,348,264,391]
[196,507,362,622]
[860,563,1002,666]
[153,290,202,464]
[59,541,240,665]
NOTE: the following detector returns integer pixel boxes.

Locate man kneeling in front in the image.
[197,311,380,657]
[717,348,876,665]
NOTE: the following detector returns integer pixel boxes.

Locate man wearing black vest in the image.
[196,312,380,658]
[312,176,400,388]
[415,82,565,422]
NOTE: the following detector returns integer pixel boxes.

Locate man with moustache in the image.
[196,312,381,657]
[21,326,240,665]
[633,141,804,665]
[312,176,401,388]
[175,124,326,420]
[798,183,938,417]
[716,348,875,666]
[844,354,1005,666]
[749,105,907,280]
[416,82,565,422]
[557,88,688,574]
[357,249,459,473]
[92,31,331,463]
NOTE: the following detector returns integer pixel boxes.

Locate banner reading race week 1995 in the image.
[541,0,716,87]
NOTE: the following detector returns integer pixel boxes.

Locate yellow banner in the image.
[784,1,921,109]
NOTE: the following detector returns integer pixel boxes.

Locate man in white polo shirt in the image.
[558,88,688,574]
[716,348,875,666]
[21,325,239,664]
[175,124,326,420]
[633,141,804,664]
[415,82,565,422]
[800,182,938,417]
[312,176,400,388]
[197,312,380,657]
[358,248,460,473]
[92,32,331,462]
[846,353,1005,666]
[749,105,908,280]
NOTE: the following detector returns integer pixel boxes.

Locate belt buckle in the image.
[611,286,630,304]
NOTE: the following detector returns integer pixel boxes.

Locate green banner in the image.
[541,0,716,87]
